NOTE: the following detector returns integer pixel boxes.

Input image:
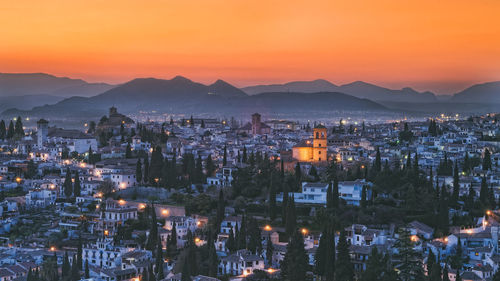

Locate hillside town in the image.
[0,107,499,281]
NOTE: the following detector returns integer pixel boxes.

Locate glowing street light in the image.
[301,228,308,235]
[162,209,169,216]
[264,225,272,231]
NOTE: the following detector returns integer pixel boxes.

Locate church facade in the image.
[292,125,328,162]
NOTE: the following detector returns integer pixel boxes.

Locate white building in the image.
[219,249,265,276]
[276,179,372,206]
[25,189,57,208]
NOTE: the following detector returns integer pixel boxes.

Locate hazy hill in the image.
[0,73,115,97]
[1,77,388,117]
[451,81,500,104]
[0,95,65,113]
[242,79,438,103]
[242,79,338,95]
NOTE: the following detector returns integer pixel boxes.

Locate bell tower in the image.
[313,125,327,162]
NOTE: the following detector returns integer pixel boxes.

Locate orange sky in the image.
[1,0,499,94]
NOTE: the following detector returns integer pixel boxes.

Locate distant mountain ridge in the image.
[450,81,500,104]
[242,79,438,103]
[1,76,387,117]
[0,73,115,97]
[0,73,498,117]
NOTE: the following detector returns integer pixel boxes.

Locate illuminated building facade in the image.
[292,125,328,162]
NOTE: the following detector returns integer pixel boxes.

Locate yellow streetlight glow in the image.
[264,225,272,231]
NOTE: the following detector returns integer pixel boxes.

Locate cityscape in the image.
[0,1,499,281]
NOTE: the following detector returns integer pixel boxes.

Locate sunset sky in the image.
[1,0,499,94]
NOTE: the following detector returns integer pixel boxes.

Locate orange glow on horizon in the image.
[0,0,499,94]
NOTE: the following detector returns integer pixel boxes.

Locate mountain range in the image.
[1,76,386,118]
[0,73,498,119]
[242,79,438,103]
[0,73,115,97]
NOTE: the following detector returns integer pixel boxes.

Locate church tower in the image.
[312,125,327,162]
[37,119,49,147]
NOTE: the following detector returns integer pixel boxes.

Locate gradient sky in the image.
[1,0,499,94]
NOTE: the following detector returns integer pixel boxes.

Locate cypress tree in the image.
[156,236,164,279]
[146,204,158,251]
[63,168,73,198]
[360,247,383,281]
[73,170,81,197]
[0,120,5,140]
[266,237,274,267]
[361,185,367,209]
[480,176,489,206]
[88,146,94,164]
[374,147,382,173]
[335,230,354,281]
[84,260,89,278]
[332,177,339,209]
[143,154,150,183]
[295,162,301,185]
[71,254,79,281]
[453,160,460,204]
[483,148,492,171]
[223,145,227,166]
[148,265,156,281]
[226,227,235,252]
[282,184,289,225]
[6,120,14,139]
[194,155,203,183]
[443,266,450,281]
[136,159,142,183]
[14,116,24,136]
[181,256,191,281]
[77,240,83,270]
[216,190,225,229]
[186,230,198,275]
[242,146,247,163]
[406,152,412,170]
[285,195,296,236]
[269,178,277,221]
[205,154,215,177]
[281,229,309,281]
[62,252,70,278]
[326,182,333,209]
[207,233,218,277]
[238,215,247,250]
[125,143,132,158]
